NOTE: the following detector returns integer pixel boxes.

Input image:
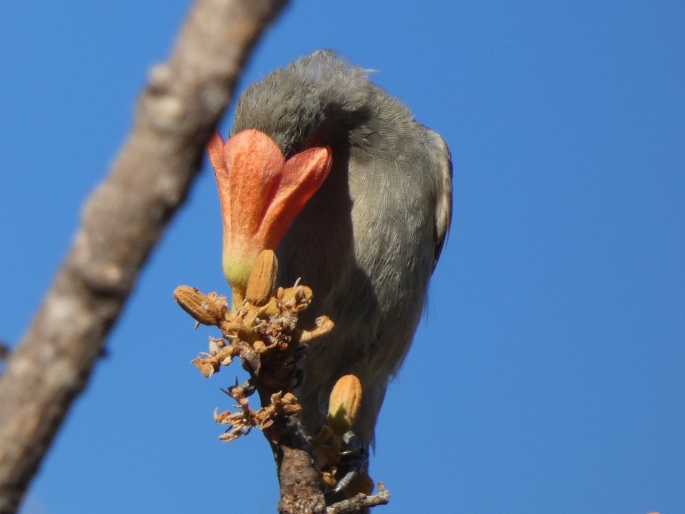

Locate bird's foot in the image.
[333,430,369,494]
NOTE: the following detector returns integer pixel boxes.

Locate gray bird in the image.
[230,50,452,451]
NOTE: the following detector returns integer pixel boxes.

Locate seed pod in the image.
[245,250,278,306]
[173,286,227,326]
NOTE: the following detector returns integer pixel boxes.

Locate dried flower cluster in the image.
[214,385,301,443]
[174,250,333,443]
[173,251,383,504]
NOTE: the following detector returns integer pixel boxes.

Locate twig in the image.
[326,483,391,513]
[0,1,287,511]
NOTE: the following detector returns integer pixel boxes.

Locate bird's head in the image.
[207,51,376,300]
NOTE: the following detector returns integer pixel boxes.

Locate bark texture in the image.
[0,1,287,512]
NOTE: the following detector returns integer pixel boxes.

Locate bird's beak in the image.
[207,129,332,298]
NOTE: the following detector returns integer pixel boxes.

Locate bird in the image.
[228,50,452,454]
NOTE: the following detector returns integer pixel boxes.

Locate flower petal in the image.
[208,131,232,237]
[223,129,286,239]
[258,145,333,248]
[207,131,228,176]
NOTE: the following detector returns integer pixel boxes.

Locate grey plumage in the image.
[231,50,452,446]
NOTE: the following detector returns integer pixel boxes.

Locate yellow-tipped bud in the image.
[327,374,362,434]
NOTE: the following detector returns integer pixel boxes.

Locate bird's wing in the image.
[431,131,453,269]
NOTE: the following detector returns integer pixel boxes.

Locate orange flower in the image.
[207,129,332,295]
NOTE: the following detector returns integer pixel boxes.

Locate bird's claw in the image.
[333,430,368,494]
[238,378,256,396]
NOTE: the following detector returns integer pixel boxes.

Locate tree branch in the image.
[0,1,287,511]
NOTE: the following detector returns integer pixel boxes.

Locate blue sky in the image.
[2,1,684,513]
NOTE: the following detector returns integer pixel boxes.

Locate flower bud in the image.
[245,250,278,306]
[327,374,362,434]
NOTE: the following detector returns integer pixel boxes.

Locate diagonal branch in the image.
[0,0,287,511]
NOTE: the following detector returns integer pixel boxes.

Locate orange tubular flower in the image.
[207,129,332,299]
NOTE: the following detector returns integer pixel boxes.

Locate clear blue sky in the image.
[2,1,684,513]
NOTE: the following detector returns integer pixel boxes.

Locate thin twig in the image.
[0,1,287,511]
[326,483,391,514]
